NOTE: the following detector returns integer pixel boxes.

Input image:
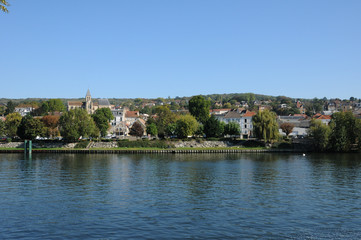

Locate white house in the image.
[15,105,35,116]
[215,110,256,139]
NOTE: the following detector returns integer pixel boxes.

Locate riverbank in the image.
[0,147,302,154]
[0,139,311,154]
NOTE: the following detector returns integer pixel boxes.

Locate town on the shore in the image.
[1,90,361,152]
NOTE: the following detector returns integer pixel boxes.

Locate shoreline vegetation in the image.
[0,138,318,154]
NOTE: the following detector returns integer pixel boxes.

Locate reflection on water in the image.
[0,153,361,239]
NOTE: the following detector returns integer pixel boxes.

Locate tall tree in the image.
[175,115,198,139]
[329,112,361,152]
[5,112,22,137]
[59,109,98,141]
[17,115,45,140]
[42,115,60,138]
[1,0,9,13]
[5,100,16,116]
[203,115,224,138]
[92,108,114,137]
[0,119,5,136]
[153,105,177,138]
[252,110,279,142]
[189,95,211,124]
[308,119,331,152]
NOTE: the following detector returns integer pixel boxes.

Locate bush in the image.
[242,140,264,148]
[117,140,174,149]
[74,141,90,149]
[272,142,293,149]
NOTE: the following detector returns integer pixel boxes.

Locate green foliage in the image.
[252,110,279,142]
[74,141,90,149]
[5,100,16,116]
[146,123,158,137]
[5,112,22,137]
[59,109,98,141]
[92,108,114,137]
[224,122,240,136]
[129,121,144,137]
[175,114,198,139]
[117,140,174,148]
[204,115,224,138]
[0,119,5,136]
[329,112,361,152]
[34,99,65,116]
[165,123,177,137]
[153,106,177,138]
[308,119,331,152]
[189,95,211,124]
[17,115,45,140]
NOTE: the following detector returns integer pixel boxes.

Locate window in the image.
[244,124,247,129]
[245,119,247,123]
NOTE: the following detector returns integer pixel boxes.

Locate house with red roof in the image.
[313,114,332,125]
[215,109,257,139]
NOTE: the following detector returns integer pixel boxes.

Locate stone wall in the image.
[174,141,231,148]
[0,142,23,148]
[89,142,118,148]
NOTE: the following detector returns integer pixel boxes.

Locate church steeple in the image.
[85,89,92,114]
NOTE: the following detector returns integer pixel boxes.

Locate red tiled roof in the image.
[68,101,83,106]
[316,115,331,120]
[243,111,256,117]
[125,111,139,118]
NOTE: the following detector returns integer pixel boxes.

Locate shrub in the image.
[117,140,174,149]
[74,141,90,149]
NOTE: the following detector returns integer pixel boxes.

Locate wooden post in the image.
[24,140,28,155]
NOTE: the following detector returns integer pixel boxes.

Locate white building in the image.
[215,110,256,139]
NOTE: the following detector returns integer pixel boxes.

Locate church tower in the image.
[85,89,93,114]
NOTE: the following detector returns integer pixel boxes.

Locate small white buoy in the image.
[303,153,306,156]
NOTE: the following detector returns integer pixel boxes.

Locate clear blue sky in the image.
[1,0,361,100]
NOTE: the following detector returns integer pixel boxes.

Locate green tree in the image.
[59,109,98,141]
[165,123,177,137]
[146,123,158,137]
[34,99,65,116]
[189,95,211,124]
[224,122,240,137]
[92,108,114,137]
[203,115,224,138]
[154,105,177,138]
[0,119,5,136]
[329,112,361,152]
[308,119,331,151]
[1,0,9,13]
[5,112,22,137]
[47,99,65,112]
[17,115,45,140]
[252,110,279,142]
[129,121,144,137]
[5,100,17,116]
[175,115,198,139]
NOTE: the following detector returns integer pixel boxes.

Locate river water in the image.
[0,153,360,239]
